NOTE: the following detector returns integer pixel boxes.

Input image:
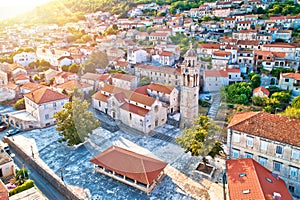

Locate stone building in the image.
[92,84,167,134]
[227,112,300,198]
[180,44,199,128]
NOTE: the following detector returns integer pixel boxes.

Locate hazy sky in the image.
[0,0,53,20]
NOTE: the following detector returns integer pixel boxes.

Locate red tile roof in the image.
[148,83,174,94]
[90,146,168,185]
[204,70,228,77]
[101,84,156,106]
[112,73,135,81]
[133,85,149,95]
[263,43,296,48]
[226,158,292,200]
[281,73,300,81]
[135,64,181,75]
[159,51,172,57]
[226,68,240,73]
[228,112,300,146]
[92,92,108,103]
[198,43,221,49]
[14,74,29,81]
[253,86,270,96]
[213,51,231,57]
[20,82,46,91]
[237,40,260,46]
[120,102,150,116]
[24,88,68,104]
[56,80,92,91]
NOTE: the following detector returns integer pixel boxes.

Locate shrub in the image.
[9,180,34,196]
[13,98,25,110]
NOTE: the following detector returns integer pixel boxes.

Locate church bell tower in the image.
[180,44,199,128]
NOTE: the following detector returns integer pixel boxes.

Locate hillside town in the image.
[0,0,300,199]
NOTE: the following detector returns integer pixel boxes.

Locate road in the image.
[12,151,67,200]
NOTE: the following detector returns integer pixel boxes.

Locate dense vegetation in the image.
[0,0,299,27]
[254,0,300,16]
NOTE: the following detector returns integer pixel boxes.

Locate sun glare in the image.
[0,0,52,20]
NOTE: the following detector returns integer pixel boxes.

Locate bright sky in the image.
[0,0,53,20]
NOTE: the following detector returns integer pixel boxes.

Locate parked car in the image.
[0,125,7,132]
[6,129,20,137]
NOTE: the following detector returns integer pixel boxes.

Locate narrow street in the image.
[12,151,67,200]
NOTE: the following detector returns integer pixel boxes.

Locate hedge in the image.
[9,180,34,196]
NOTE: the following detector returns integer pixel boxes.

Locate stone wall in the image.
[4,137,84,200]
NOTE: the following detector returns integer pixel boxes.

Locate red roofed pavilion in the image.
[90,146,168,193]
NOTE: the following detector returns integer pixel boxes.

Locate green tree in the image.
[222,82,253,105]
[139,76,151,86]
[271,91,290,104]
[263,97,281,113]
[251,74,261,89]
[14,168,29,186]
[176,115,223,169]
[49,77,55,85]
[13,98,25,110]
[280,106,300,119]
[83,50,109,73]
[53,96,100,146]
[33,74,41,81]
[69,63,80,73]
[291,95,300,109]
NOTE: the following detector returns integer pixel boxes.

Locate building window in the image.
[53,102,57,108]
[233,133,240,142]
[129,113,132,120]
[232,149,240,158]
[289,166,298,178]
[276,145,283,154]
[45,114,50,120]
[140,120,143,126]
[285,78,289,82]
[98,101,101,107]
[246,137,253,147]
[289,185,295,194]
[260,140,268,151]
[259,157,267,166]
[245,152,253,158]
[44,104,48,109]
[273,161,281,172]
[291,149,299,159]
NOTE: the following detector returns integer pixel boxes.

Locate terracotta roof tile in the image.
[263,43,296,48]
[148,83,174,94]
[112,73,135,81]
[92,92,108,103]
[198,43,221,49]
[213,51,231,57]
[56,80,92,91]
[228,112,300,147]
[226,158,292,200]
[24,88,68,104]
[204,70,228,77]
[20,82,46,91]
[14,74,29,81]
[253,86,270,96]
[237,40,260,45]
[282,73,300,81]
[90,146,168,185]
[101,84,155,106]
[159,51,173,57]
[133,85,148,95]
[120,102,150,116]
[226,68,240,73]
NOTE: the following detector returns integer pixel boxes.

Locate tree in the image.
[271,91,290,104]
[49,77,55,85]
[139,76,151,86]
[53,96,100,146]
[176,115,223,169]
[280,106,300,119]
[222,82,253,105]
[291,95,300,109]
[251,74,261,89]
[61,65,69,72]
[33,74,41,81]
[263,97,281,113]
[69,63,80,73]
[14,168,29,186]
[83,50,109,73]
[13,98,25,110]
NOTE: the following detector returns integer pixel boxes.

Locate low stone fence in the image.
[4,136,84,200]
